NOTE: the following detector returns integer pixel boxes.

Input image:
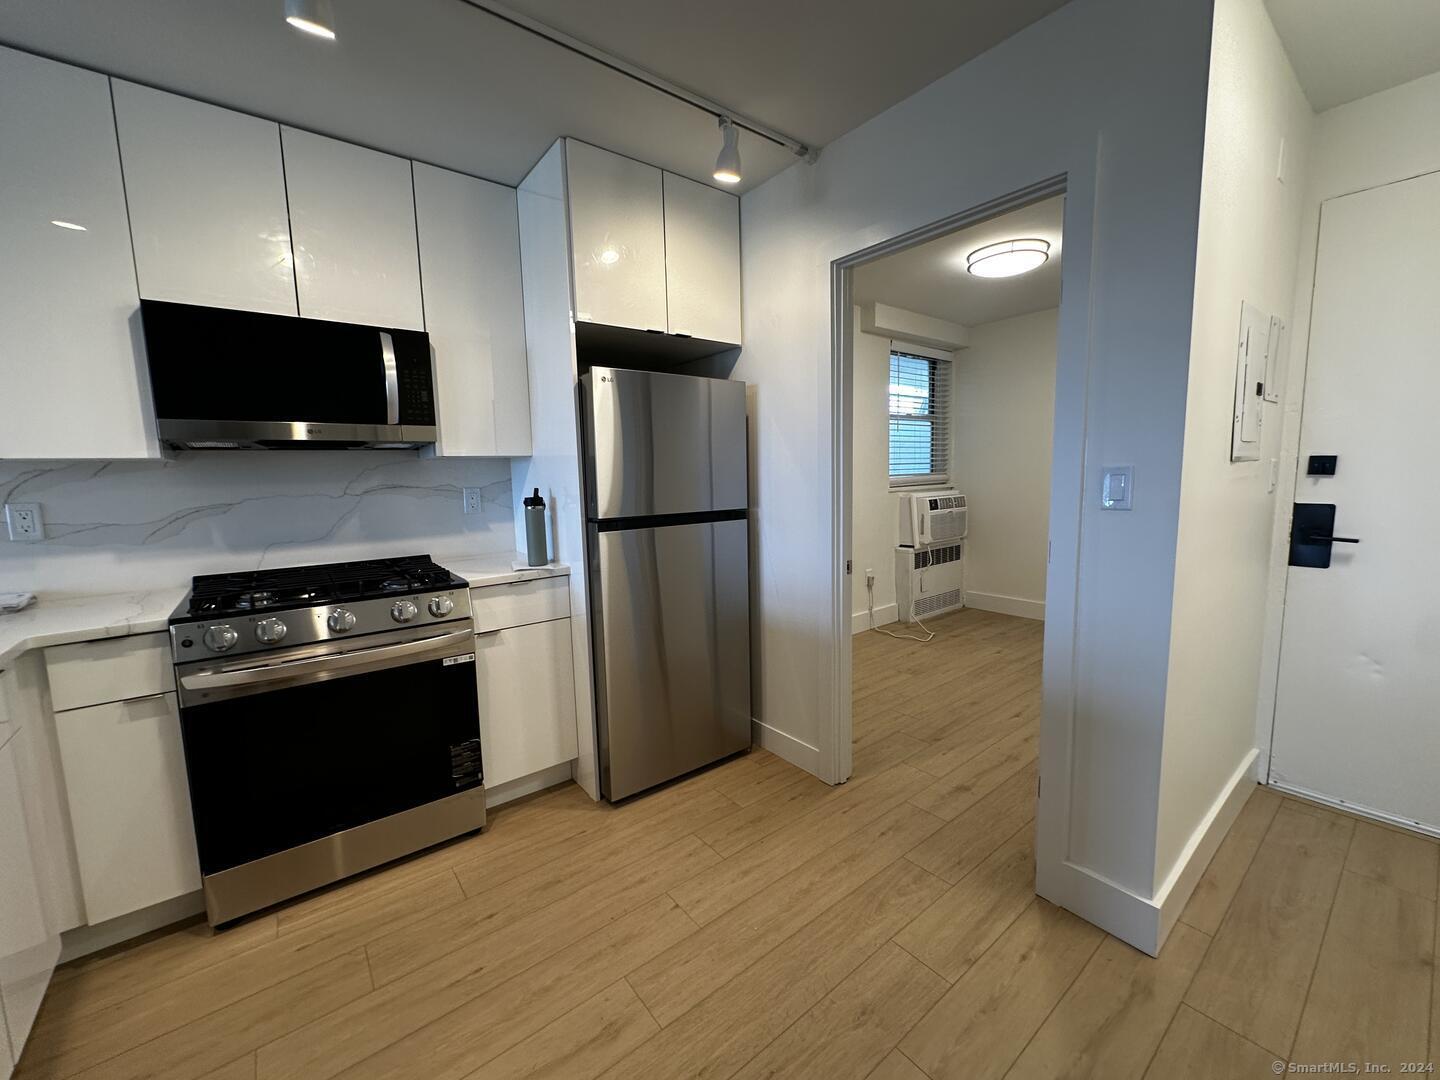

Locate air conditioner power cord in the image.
[869,573,934,643]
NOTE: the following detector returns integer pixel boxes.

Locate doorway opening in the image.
[836,190,1064,826]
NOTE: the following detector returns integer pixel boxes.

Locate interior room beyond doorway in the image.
[845,193,1062,874]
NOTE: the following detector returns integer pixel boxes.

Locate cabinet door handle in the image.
[124,692,172,705]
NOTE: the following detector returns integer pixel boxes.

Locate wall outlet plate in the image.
[4,502,44,541]
[461,487,484,515]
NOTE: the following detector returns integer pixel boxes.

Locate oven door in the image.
[175,625,481,880]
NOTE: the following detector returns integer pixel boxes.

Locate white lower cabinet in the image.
[53,693,200,925]
[0,726,60,1070]
[474,618,578,788]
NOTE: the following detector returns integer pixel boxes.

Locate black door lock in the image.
[1289,503,1361,568]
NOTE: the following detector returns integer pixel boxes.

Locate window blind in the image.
[888,349,951,487]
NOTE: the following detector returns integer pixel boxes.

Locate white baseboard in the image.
[487,761,576,809]
[851,603,898,634]
[1154,748,1259,945]
[752,718,822,775]
[965,592,1045,620]
[1038,748,1257,956]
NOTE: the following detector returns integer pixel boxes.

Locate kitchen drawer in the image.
[45,633,174,712]
[53,692,200,924]
[471,577,570,633]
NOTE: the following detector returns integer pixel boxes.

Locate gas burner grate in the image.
[186,555,464,619]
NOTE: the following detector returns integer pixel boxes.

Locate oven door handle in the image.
[179,629,472,691]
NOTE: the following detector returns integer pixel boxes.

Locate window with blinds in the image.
[888,349,951,486]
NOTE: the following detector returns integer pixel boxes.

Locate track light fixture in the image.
[713,118,741,185]
[285,0,336,40]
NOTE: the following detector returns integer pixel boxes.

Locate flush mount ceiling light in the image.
[966,238,1050,278]
[285,0,336,40]
[49,219,87,231]
[713,118,741,185]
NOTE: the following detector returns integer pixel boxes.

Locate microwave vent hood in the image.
[140,300,438,450]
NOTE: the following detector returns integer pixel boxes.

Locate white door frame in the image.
[821,167,1089,845]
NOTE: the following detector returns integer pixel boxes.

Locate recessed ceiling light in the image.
[50,220,87,231]
[285,0,336,40]
[713,118,741,185]
[966,238,1050,278]
[599,247,620,265]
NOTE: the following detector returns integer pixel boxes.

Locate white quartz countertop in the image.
[0,587,187,669]
[446,554,570,588]
[0,556,569,669]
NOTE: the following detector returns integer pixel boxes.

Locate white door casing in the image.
[1269,169,1440,832]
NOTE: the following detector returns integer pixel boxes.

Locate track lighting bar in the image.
[457,0,816,162]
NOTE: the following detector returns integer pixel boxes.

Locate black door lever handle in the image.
[1310,535,1360,544]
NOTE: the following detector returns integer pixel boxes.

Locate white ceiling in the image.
[1265,0,1440,111]
[852,196,1064,329]
[0,0,1070,193]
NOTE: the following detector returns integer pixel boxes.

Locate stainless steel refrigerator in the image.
[580,366,752,801]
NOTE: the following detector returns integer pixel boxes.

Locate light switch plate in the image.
[1101,467,1133,511]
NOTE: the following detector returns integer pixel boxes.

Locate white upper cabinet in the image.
[663,172,742,344]
[112,81,297,315]
[414,163,531,456]
[0,46,157,460]
[565,140,668,333]
[281,127,425,330]
[561,140,742,347]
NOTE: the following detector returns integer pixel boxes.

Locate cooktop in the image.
[179,554,468,620]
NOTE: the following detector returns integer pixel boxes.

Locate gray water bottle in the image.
[523,488,548,566]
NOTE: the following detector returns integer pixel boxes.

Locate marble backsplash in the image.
[0,453,516,595]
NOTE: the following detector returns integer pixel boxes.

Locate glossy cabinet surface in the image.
[413,162,531,456]
[0,726,59,1065]
[0,46,157,460]
[474,618,578,787]
[281,127,425,330]
[53,692,201,924]
[663,172,742,344]
[113,81,297,316]
[565,140,668,333]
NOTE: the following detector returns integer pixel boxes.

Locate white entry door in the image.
[1270,169,1440,832]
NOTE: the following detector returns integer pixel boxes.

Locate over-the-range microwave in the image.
[140,299,437,450]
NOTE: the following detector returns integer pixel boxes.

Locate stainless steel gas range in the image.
[169,555,484,925]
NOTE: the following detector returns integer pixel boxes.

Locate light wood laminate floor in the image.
[18,609,1438,1080]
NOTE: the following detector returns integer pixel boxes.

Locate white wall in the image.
[1254,70,1440,772]
[738,0,1215,929]
[953,309,1057,619]
[0,454,513,594]
[850,309,899,631]
[1155,0,1314,897]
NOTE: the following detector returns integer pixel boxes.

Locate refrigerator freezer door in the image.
[592,517,751,800]
[584,367,747,519]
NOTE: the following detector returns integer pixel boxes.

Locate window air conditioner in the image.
[898,489,968,548]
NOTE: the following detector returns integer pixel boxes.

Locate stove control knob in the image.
[255,618,288,645]
[428,595,454,618]
[327,608,357,633]
[203,624,239,653]
[391,600,419,624]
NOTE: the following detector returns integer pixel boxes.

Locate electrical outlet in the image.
[865,567,875,587]
[4,502,44,541]
[461,487,483,515]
